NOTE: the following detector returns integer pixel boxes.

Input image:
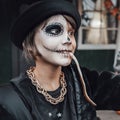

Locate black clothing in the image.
[0,64,120,120]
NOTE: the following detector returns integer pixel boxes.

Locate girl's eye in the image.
[68,30,75,36]
[44,24,63,36]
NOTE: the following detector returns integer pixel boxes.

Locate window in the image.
[77,0,119,50]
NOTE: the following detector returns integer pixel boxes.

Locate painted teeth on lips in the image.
[56,50,72,53]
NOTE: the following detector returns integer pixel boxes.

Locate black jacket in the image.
[0,64,120,120]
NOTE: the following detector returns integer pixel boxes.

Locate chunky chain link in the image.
[26,67,67,105]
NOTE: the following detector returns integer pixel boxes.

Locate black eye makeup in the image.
[43,23,64,36]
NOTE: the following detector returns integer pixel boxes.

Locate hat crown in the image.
[19,0,75,16]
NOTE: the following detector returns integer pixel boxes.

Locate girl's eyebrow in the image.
[41,22,61,30]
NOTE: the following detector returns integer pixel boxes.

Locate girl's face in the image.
[34,15,76,66]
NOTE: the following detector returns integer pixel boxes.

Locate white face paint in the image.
[34,15,76,66]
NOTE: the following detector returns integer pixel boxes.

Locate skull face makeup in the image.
[34,15,76,66]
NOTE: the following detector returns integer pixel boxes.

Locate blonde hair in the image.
[22,30,37,62]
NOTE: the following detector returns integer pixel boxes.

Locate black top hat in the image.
[11,0,81,49]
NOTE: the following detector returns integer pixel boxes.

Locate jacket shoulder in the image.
[0,82,33,120]
[0,83,15,102]
[0,83,21,111]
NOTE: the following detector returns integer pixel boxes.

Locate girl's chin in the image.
[42,53,72,66]
[61,63,71,66]
[57,60,72,66]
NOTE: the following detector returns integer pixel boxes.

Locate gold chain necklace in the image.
[26,67,67,105]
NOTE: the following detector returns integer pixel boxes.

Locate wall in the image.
[75,50,115,72]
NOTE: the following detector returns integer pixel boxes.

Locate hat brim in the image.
[11,0,81,49]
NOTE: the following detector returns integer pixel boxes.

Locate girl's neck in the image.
[33,60,62,91]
